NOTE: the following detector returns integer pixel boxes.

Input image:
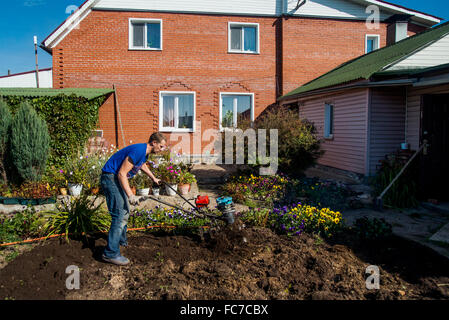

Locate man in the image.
[100,132,167,265]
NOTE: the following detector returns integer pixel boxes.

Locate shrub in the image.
[42,167,67,190]
[253,106,323,176]
[354,217,392,241]
[62,155,90,185]
[240,208,271,228]
[0,99,12,184]
[0,209,46,244]
[372,154,419,208]
[42,194,111,242]
[10,102,50,182]
[286,177,352,211]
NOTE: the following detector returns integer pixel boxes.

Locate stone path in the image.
[342,206,449,259]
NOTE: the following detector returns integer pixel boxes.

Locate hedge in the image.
[2,94,107,167]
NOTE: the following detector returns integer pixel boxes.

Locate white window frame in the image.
[324,103,334,139]
[365,34,380,54]
[219,92,255,131]
[228,22,260,54]
[129,18,163,51]
[92,130,103,138]
[159,91,196,133]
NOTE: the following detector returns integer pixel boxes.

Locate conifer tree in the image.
[0,99,12,183]
[10,101,50,182]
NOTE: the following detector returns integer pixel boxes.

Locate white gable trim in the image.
[42,0,441,50]
[43,0,100,49]
[362,0,440,24]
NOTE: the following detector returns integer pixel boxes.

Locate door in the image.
[420,94,449,201]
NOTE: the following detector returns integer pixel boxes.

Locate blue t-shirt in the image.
[102,143,148,178]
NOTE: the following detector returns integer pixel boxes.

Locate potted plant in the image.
[132,171,152,196]
[63,156,89,197]
[178,171,196,195]
[158,162,181,196]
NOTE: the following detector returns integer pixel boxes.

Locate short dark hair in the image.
[149,132,166,144]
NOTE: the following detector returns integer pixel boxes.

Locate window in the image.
[220,93,254,130]
[129,19,162,50]
[159,92,195,132]
[228,23,259,54]
[324,103,334,138]
[366,35,380,53]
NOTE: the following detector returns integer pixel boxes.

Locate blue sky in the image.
[0,0,447,76]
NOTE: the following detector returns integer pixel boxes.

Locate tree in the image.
[0,99,12,183]
[10,101,50,182]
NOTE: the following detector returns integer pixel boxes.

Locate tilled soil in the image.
[0,221,448,300]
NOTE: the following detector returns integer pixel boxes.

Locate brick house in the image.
[41,0,440,160]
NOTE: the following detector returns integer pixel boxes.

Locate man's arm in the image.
[140,163,161,185]
[117,156,135,198]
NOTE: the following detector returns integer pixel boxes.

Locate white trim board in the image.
[219,92,255,131]
[159,91,196,133]
[128,18,163,51]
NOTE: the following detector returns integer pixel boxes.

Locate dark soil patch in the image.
[0,222,448,300]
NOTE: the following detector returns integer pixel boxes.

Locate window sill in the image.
[227,50,260,55]
[324,135,334,141]
[159,128,195,133]
[129,47,162,51]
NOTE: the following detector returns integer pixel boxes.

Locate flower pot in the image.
[165,184,178,196]
[152,188,160,196]
[136,188,150,196]
[179,184,190,195]
[68,183,83,196]
[91,187,100,195]
[59,188,68,196]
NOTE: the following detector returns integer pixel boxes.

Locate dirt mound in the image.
[0,226,448,300]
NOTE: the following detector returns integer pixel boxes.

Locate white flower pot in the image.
[136,188,150,196]
[152,188,160,196]
[165,184,178,196]
[68,183,83,196]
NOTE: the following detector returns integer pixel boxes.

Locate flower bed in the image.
[222,174,289,207]
[222,173,354,211]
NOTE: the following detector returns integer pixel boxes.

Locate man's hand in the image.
[128,194,140,206]
[153,178,161,186]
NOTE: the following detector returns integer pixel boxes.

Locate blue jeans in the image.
[101,173,130,258]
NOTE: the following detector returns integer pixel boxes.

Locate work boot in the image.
[102,254,130,266]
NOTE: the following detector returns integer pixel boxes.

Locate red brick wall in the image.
[408,22,427,36]
[54,11,278,153]
[53,10,410,153]
[281,17,389,95]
